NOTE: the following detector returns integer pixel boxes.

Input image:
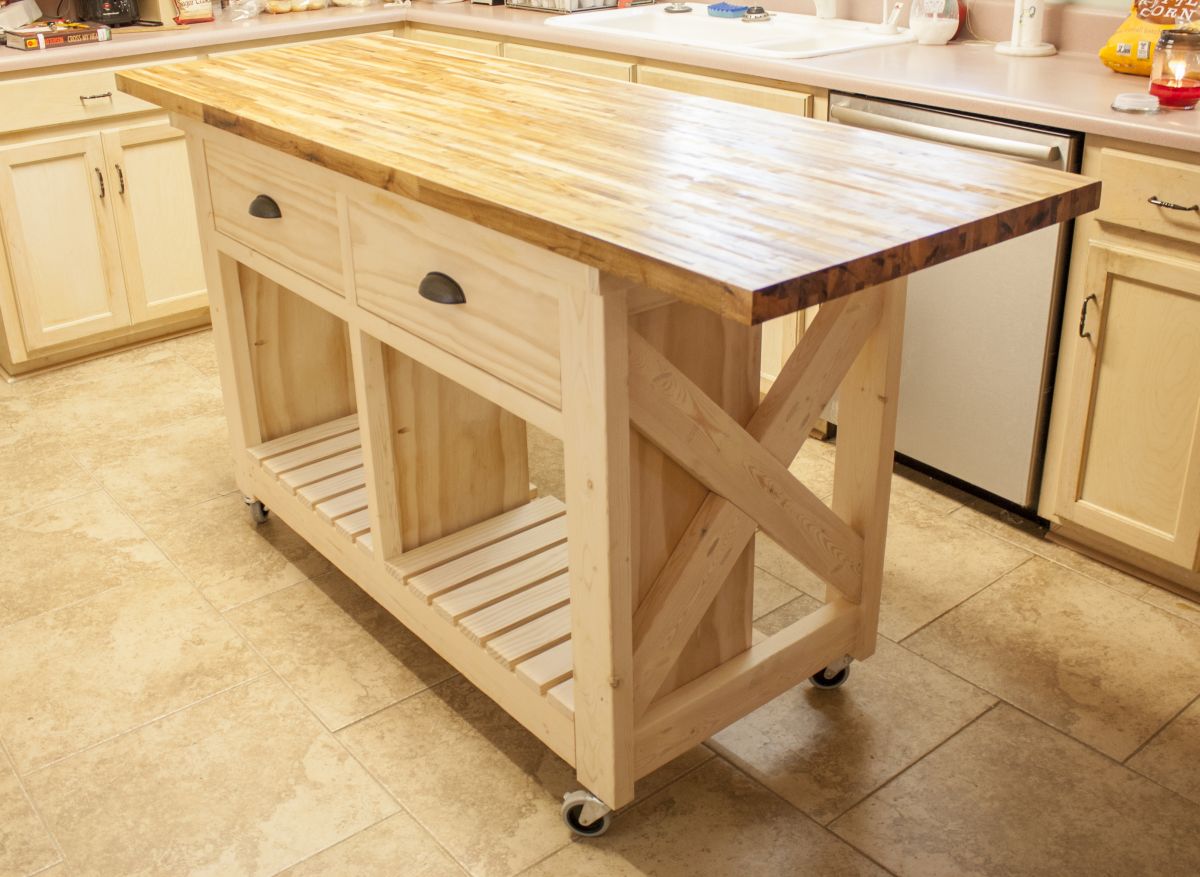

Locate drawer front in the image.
[348,191,578,408]
[1098,148,1200,247]
[0,67,180,136]
[635,66,813,117]
[502,44,634,81]
[204,139,343,293]
[402,28,503,56]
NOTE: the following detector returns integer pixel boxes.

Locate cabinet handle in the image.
[116,164,126,195]
[94,167,106,199]
[248,194,282,219]
[1078,293,1098,341]
[1147,195,1199,214]
[78,91,113,104]
[418,272,466,305]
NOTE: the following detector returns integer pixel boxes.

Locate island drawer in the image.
[1097,148,1200,248]
[203,139,344,294]
[347,191,575,409]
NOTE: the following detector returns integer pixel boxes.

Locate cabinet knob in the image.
[418,272,466,305]
[248,194,282,219]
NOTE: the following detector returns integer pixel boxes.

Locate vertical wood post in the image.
[559,273,636,809]
[349,330,405,563]
[831,278,907,658]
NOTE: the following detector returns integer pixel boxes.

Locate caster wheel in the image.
[810,664,850,689]
[561,790,612,838]
[244,497,270,525]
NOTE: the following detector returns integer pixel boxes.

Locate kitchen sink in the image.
[544,4,915,60]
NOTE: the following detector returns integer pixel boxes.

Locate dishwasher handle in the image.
[830,105,1061,164]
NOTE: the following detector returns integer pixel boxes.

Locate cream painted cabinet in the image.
[103,124,207,323]
[502,43,634,80]
[0,134,131,351]
[1041,135,1200,592]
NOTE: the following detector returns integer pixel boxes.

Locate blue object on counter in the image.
[707,2,749,16]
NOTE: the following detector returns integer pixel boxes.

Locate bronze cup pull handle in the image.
[248,194,282,219]
[418,272,466,305]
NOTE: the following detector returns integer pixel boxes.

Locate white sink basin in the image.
[544,4,915,59]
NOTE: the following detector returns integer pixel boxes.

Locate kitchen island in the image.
[116,34,1099,831]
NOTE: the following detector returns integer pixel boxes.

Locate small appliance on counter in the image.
[0,0,42,30]
[995,0,1055,57]
[79,0,139,26]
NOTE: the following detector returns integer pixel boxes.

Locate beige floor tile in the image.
[86,413,236,521]
[522,759,888,877]
[788,440,836,501]
[25,358,223,462]
[25,676,398,877]
[1128,697,1200,806]
[752,566,801,620]
[890,464,970,516]
[274,812,466,877]
[951,500,1152,598]
[755,499,1030,639]
[832,704,1200,877]
[228,570,457,730]
[753,592,827,637]
[0,752,60,877]
[140,492,331,611]
[337,677,577,877]
[709,638,996,824]
[164,329,220,379]
[0,427,96,522]
[0,490,178,628]
[0,343,174,400]
[0,572,264,773]
[1140,586,1200,627]
[527,426,564,502]
[906,556,1200,760]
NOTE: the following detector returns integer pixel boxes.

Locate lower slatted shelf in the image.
[247,415,373,552]
[388,494,577,712]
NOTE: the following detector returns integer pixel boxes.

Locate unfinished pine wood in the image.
[548,679,574,718]
[295,464,366,508]
[287,450,364,496]
[517,640,574,694]
[457,572,570,644]
[315,485,369,524]
[349,331,406,563]
[486,603,573,668]
[249,414,359,463]
[433,542,569,622]
[408,515,569,602]
[260,429,361,479]
[335,507,372,541]
[117,35,1099,324]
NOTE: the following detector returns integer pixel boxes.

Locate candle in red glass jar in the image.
[1149,77,1200,109]
[1150,31,1200,110]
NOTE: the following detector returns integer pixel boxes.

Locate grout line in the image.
[0,736,67,872]
[897,554,1038,645]
[22,673,270,779]
[1122,690,1200,766]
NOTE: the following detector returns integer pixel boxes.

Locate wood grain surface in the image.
[117,34,1100,324]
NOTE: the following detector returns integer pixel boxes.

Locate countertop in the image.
[4,1,1198,153]
[117,34,1098,323]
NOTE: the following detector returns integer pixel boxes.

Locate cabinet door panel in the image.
[1057,243,1200,568]
[105,124,207,323]
[0,135,129,351]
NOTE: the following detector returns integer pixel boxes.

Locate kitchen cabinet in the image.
[1041,136,1200,595]
[502,43,634,80]
[400,26,503,56]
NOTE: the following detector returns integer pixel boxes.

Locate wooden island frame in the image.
[118,34,1099,829]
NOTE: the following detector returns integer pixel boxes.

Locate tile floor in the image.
[2,330,1199,877]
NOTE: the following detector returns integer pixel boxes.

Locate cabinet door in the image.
[0,134,129,351]
[103,124,207,324]
[1055,242,1200,569]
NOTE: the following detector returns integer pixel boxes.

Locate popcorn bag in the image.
[1100,0,1200,75]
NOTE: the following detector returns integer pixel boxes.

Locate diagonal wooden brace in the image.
[629,292,884,715]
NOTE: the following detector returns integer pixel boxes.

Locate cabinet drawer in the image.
[1097,148,1200,247]
[502,44,634,80]
[0,68,167,136]
[348,191,578,408]
[204,139,343,293]
[634,66,813,116]
[402,28,503,56]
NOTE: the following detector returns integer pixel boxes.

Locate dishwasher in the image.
[827,93,1082,511]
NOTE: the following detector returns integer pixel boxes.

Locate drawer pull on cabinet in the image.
[1078,293,1098,341]
[248,194,282,219]
[78,91,113,104]
[116,164,126,195]
[1147,195,1199,214]
[94,167,105,199]
[418,272,466,305]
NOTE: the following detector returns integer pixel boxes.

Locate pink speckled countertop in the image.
[3,1,1197,153]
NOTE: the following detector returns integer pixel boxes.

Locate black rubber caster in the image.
[244,497,270,525]
[810,664,851,689]
[561,791,612,838]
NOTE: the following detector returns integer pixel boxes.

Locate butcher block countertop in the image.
[117,33,1100,324]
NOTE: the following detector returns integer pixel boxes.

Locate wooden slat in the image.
[456,571,570,644]
[261,429,361,477]
[547,678,574,718]
[407,515,569,602]
[432,543,569,623]
[117,36,1100,325]
[388,496,565,582]
[316,485,369,524]
[350,331,406,562]
[486,604,572,668]
[283,453,362,494]
[294,465,364,508]
[516,640,574,694]
[335,507,372,540]
[247,413,358,462]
